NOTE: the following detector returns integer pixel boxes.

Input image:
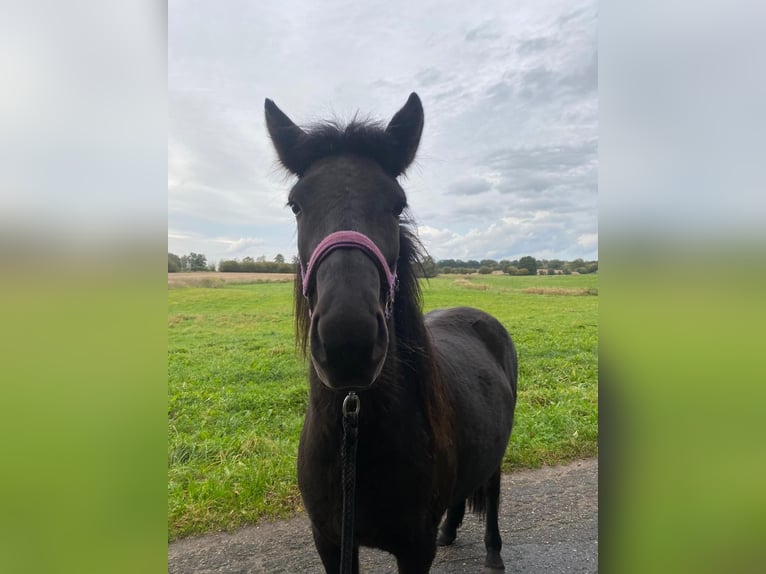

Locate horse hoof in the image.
[436,531,456,546]
[484,550,505,571]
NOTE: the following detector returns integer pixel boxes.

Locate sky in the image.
[169,0,597,265]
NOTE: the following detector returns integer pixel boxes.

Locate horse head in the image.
[265,93,424,390]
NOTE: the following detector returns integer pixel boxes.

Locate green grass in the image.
[168,274,598,539]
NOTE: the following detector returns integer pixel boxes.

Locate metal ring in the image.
[342,392,360,416]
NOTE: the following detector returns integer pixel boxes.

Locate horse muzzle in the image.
[309,305,389,390]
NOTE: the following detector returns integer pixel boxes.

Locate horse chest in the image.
[298,418,436,537]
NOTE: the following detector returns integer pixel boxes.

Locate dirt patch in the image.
[454,278,490,291]
[522,287,597,296]
[168,272,295,289]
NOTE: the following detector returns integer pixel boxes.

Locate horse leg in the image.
[311,526,360,574]
[483,467,505,572]
[436,500,466,546]
[394,526,438,574]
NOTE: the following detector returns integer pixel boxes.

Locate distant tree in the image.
[186,252,208,271]
[570,258,585,271]
[274,253,285,264]
[516,268,530,275]
[207,261,216,271]
[478,266,492,275]
[256,255,267,263]
[518,256,538,276]
[168,252,182,273]
[480,259,498,269]
[417,255,439,278]
[548,259,564,271]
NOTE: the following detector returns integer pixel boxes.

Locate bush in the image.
[219,260,241,272]
[240,259,258,272]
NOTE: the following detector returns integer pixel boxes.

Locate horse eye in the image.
[392,201,406,217]
[289,202,302,216]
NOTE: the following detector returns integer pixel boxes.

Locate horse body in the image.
[265,93,517,573]
[426,307,517,505]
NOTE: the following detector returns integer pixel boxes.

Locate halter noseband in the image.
[300,230,398,319]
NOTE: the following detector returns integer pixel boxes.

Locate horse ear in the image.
[385,93,424,175]
[264,98,307,175]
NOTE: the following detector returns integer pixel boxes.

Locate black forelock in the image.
[287,119,408,178]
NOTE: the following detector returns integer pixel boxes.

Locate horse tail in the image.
[467,484,488,517]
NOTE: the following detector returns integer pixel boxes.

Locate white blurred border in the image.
[0,1,166,255]
[601,0,765,242]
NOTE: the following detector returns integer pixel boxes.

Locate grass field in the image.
[168,273,598,540]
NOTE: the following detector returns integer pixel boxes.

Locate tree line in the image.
[170,252,597,276]
[168,252,295,273]
[431,256,597,276]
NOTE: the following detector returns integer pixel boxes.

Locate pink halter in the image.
[300,230,398,318]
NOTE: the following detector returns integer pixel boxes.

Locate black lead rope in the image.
[340,392,360,574]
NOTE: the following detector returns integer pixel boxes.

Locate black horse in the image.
[265,93,517,573]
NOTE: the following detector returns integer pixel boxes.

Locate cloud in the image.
[518,66,558,102]
[168,230,192,240]
[219,236,265,255]
[577,233,598,249]
[169,0,598,262]
[517,36,556,55]
[465,21,502,43]
[415,67,444,88]
[446,176,493,196]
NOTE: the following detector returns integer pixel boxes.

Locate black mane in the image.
[281,119,410,177]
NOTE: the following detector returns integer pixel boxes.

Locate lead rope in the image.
[340,392,360,574]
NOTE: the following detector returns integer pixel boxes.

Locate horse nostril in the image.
[376,311,387,344]
[369,310,389,366]
[309,314,327,364]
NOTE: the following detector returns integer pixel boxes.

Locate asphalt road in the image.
[169,458,598,573]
